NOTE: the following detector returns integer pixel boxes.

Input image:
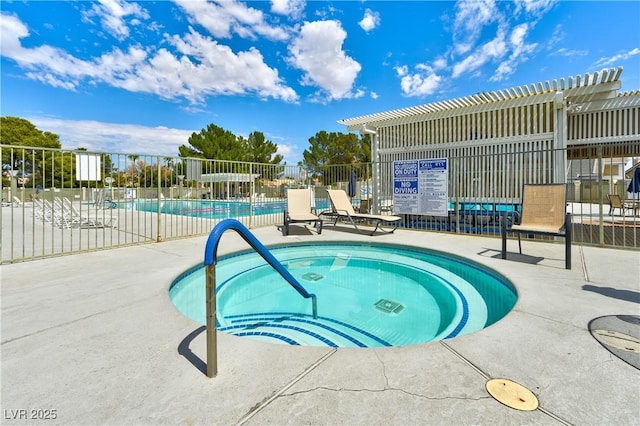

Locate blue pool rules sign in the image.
[393,158,448,216]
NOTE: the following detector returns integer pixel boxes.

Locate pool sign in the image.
[393,158,448,216]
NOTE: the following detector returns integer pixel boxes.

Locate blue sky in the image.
[1,1,639,165]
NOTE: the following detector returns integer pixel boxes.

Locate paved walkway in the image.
[1,223,639,425]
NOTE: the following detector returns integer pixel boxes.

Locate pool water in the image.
[126,198,330,219]
[169,243,517,347]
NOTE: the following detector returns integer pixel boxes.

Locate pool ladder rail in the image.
[203,218,318,378]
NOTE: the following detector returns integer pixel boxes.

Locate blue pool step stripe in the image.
[234,331,300,345]
[222,315,369,347]
[223,322,338,347]
[444,284,469,339]
[224,311,392,347]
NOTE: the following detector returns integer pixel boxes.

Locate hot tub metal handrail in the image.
[203,218,317,378]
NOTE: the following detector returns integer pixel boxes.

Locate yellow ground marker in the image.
[486,378,539,411]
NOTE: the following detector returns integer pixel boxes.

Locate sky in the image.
[1,1,639,165]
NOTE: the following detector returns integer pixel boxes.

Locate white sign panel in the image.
[393,158,448,216]
[75,153,101,181]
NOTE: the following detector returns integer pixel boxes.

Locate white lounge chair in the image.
[282,188,322,236]
[323,189,401,235]
[34,199,74,229]
[57,197,118,228]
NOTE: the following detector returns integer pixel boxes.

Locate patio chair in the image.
[282,188,322,236]
[501,184,571,269]
[607,194,632,216]
[323,189,401,235]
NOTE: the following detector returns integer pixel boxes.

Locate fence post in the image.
[597,146,605,247]
[157,156,162,242]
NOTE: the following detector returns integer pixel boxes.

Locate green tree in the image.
[179,124,245,161]
[0,116,61,149]
[243,131,283,164]
[242,131,284,180]
[1,116,63,188]
[302,131,371,181]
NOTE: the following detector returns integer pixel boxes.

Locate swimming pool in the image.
[170,242,517,347]
[125,198,330,219]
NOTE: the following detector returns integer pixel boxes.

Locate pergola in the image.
[200,173,260,198]
[337,66,640,208]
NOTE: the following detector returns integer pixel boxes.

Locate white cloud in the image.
[81,0,149,41]
[551,48,588,57]
[397,64,442,97]
[491,22,537,81]
[445,0,554,82]
[394,65,408,77]
[593,48,640,68]
[0,13,298,103]
[29,117,193,157]
[453,0,498,55]
[287,20,361,101]
[271,0,306,20]
[275,141,295,162]
[164,28,298,102]
[453,30,507,78]
[359,9,380,33]
[174,0,289,41]
[432,58,447,70]
[514,0,557,17]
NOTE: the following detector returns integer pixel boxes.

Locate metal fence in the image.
[2,143,638,263]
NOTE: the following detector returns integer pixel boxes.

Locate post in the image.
[501,211,507,259]
[249,164,254,228]
[206,264,218,378]
[596,145,604,248]
[156,156,162,242]
[360,125,379,214]
[565,212,572,270]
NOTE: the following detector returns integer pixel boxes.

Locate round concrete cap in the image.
[486,378,539,411]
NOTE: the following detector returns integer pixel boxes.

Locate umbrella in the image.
[628,167,640,200]
[309,186,316,209]
[348,170,357,198]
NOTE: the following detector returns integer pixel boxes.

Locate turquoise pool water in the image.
[169,243,517,347]
[125,199,330,219]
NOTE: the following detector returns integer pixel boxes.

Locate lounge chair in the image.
[282,188,322,236]
[501,184,571,269]
[34,199,74,229]
[57,197,118,228]
[323,189,401,235]
[607,194,633,216]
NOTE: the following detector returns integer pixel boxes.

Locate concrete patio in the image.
[1,224,639,425]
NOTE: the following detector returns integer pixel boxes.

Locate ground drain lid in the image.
[485,379,539,411]
[374,299,404,314]
[302,272,324,282]
[588,315,640,370]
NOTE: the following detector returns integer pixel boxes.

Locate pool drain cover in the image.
[588,315,640,370]
[486,379,538,411]
[374,299,404,314]
[302,272,324,282]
